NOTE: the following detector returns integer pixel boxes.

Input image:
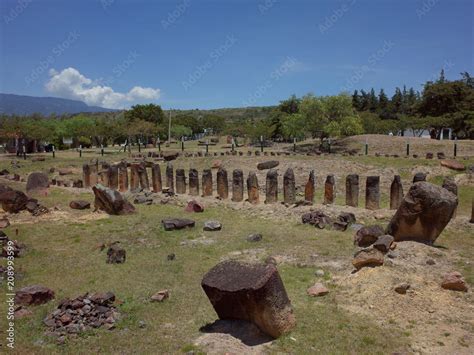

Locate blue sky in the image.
[0,0,472,109]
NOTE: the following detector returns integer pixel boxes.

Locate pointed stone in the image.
[247,171,259,204]
[390,175,403,210]
[265,169,278,204]
[231,169,244,202]
[304,170,315,203]
[324,175,335,204]
[345,174,359,207]
[151,163,162,192]
[283,168,295,204]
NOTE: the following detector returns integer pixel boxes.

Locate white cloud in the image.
[45,67,161,109]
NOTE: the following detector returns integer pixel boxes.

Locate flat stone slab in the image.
[440,159,465,171]
[162,218,195,231]
[257,161,279,170]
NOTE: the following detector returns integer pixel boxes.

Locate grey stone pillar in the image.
[283,168,296,204]
[345,174,359,207]
[231,169,244,202]
[202,169,213,197]
[189,168,199,196]
[365,176,380,210]
[390,175,403,210]
[265,169,278,204]
[217,167,229,199]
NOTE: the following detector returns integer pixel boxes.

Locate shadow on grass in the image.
[199,319,273,346]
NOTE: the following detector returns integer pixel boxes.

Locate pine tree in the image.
[352,90,361,111]
[369,88,378,112]
[360,90,370,111]
[391,87,403,114]
[378,89,389,110]
[437,69,446,83]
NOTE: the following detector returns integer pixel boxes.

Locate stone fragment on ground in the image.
[150,289,169,302]
[440,159,465,171]
[0,217,9,228]
[247,233,262,242]
[354,225,385,247]
[185,200,204,213]
[306,282,329,297]
[69,200,90,210]
[15,285,55,306]
[162,218,195,231]
[257,160,279,170]
[352,247,384,270]
[394,283,410,294]
[92,184,135,215]
[0,189,29,213]
[441,271,468,292]
[372,235,394,253]
[204,220,222,231]
[106,244,126,264]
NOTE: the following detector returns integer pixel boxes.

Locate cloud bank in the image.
[45,67,160,109]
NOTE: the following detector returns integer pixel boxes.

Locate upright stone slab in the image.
[151,163,162,192]
[231,169,244,202]
[130,164,140,191]
[247,171,259,204]
[324,175,335,204]
[365,176,380,210]
[89,163,98,186]
[118,162,129,192]
[387,182,458,244]
[345,174,359,207]
[107,165,119,190]
[216,168,229,199]
[201,260,296,338]
[442,177,458,218]
[26,172,49,193]
[265,169,278,204]
[304,170,315,203]
[138,162,150,190]
[202,169,213,197]
[83,164,97,188]
[175,168,186,194]
[166,163,174,192]
[189,168,199,196]
[283,168,296,204]
[390,175,403,210]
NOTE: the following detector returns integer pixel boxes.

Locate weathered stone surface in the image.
[0,184,12,195]
[373,235,394,253]
[257,161,279,170]
[426,152,433,159]
[118,162,129,192]
[306,283,329,297]
[440,159,465,171]
[413,172,427,183]
[162,218,195,231]
[15,285,55,306]
[247,233,262,242]
[365,176,380,210]
[265,169,278,204]
[175,169,186,194]
[185,200,204,213]
[352,248,384,270]
[92,184,136,215]
[354,225,385,247]
[387,182,458,244]
[345,174,359,207]
[26,172,49,193]
[0,190,29,213]
[304,170,315,203]
[216,168,229,199]
[441,271,468,292]
[107,165,119,190]
[137,162,150,190]
[163,152,179,161]
[202,169,213,197]
[231,169,244,202]
[151,289,169,302]
[201,260,296,338]
[302,210,332,229]
[394,283,410,294]
[72,179,83,188]
[69,200,90,210]
[0,217,10,228]
[106,244,126,264]
[189,168,199,196]
[283,168,296,204]
[247,172,259,204]
[203,220,222,231]
[83,164,92,188]
[324,175,335,204]
[390,175,404,210]
[442,176,458,218]
[437,152,446,160]
[148,163,161,192]
[130,164,140,191]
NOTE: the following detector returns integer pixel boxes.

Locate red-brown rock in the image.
[92,184,135,215]
[440,159,465,171]
[15,285,55,306]
[441,271,468,292]
[0,190,29,213]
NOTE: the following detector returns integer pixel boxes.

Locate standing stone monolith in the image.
[201,260,296,338]
[247,172,259,204]
[283,168,296,204]
[26,172,49,194]
[130,164,140,191]
[175,169,186,194]
[365,176,380,210]
[138,162,149,190]
[304,170,315,203]
[151,163,162,192]
[345,174,359,207]
[107,165,119,190]
[202,169,213,197]
[471,198,474,223]
[265,169,278,204]
[324,175,335,204]
[166,163,174,192]
[386,182,458,244]
[442,176,458,218]
[189,168,199,196]
[118,162,128,192]
[390,175,403,210]
[216,168,229,199]
[231,169,244,202]
[83,164,98,188]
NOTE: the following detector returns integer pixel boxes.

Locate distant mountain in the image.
[0,93,116,115]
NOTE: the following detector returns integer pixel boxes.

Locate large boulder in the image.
[92,184,135,215]
[386,182,457,244]
[15,285,55,306]
[0,190,29,213]
[26,172,49,193]
[201,260,296,338]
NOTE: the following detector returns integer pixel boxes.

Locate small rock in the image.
[203,220,222,231]
[307,283,329,297]
[441,271,468,292]
[151,289,169,302]
[162,218,195,231]
[352,248,384,270]
[440,159,465,171]
[69,200,90,210]
[247,233,262,242]
[426,258,436,265]
[185,200,204,213]
[315,269,325,277]
[0,217,10,228]
[394,283,410,294]
[372,235,394,253]
[167,253,175,261]
[354,225,385,247]
[106,244,126,264]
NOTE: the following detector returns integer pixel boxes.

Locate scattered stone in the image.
[354,225,385,247]
[15,285,55,306]
[247,233,262,242]
[0,190,29,213]
[352,248,384,270]
[58,168,73,176]
[151,163,162,193]
[204,220,222,231]
[302,210,332,229]
[257,160,279,170]
[201,260,296,338]
[14,306,33,319]
[306,283,329,297]
[441,272,468,292]
[372,235,394,253]
[315,269,325,277]
[162,218,195,231]
[413,172,427,183]
[394,283,410,294]
[69,200,90,210]
[92,184,136,215]
[151,289,169,302]
[106,244,126,264]
[26,172,49,193]
[426,258,436,265]
[440,159,465,171]
[163,152,179,161]
[437,152,446,159]
[167,253,175,261]
[426,152,433,159]
[185,200,204,213]
[165,163,174,192]
[387,182,457,244]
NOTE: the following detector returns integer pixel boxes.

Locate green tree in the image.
[125,103,165,124]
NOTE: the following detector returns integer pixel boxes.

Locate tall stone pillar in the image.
[130,163,140,191]
[151,163,162,192]
[247,172,259,204]
[345,174,359,207]
[166,163,174,191]
[138,162,149,190]
[265,169,278,204]
[189,168,199,196]
[202,169,213,197]
[118,162,129,192]
[216,168,229,199]
[283,168,296,204]
[176,168,186,194]
[107,165,119,190]
[365,176,380,210]
[304,170,315,204]
[390,175,403,210]
[231,169,244,202]
[83,164,92,188]
[324,175,335,204]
